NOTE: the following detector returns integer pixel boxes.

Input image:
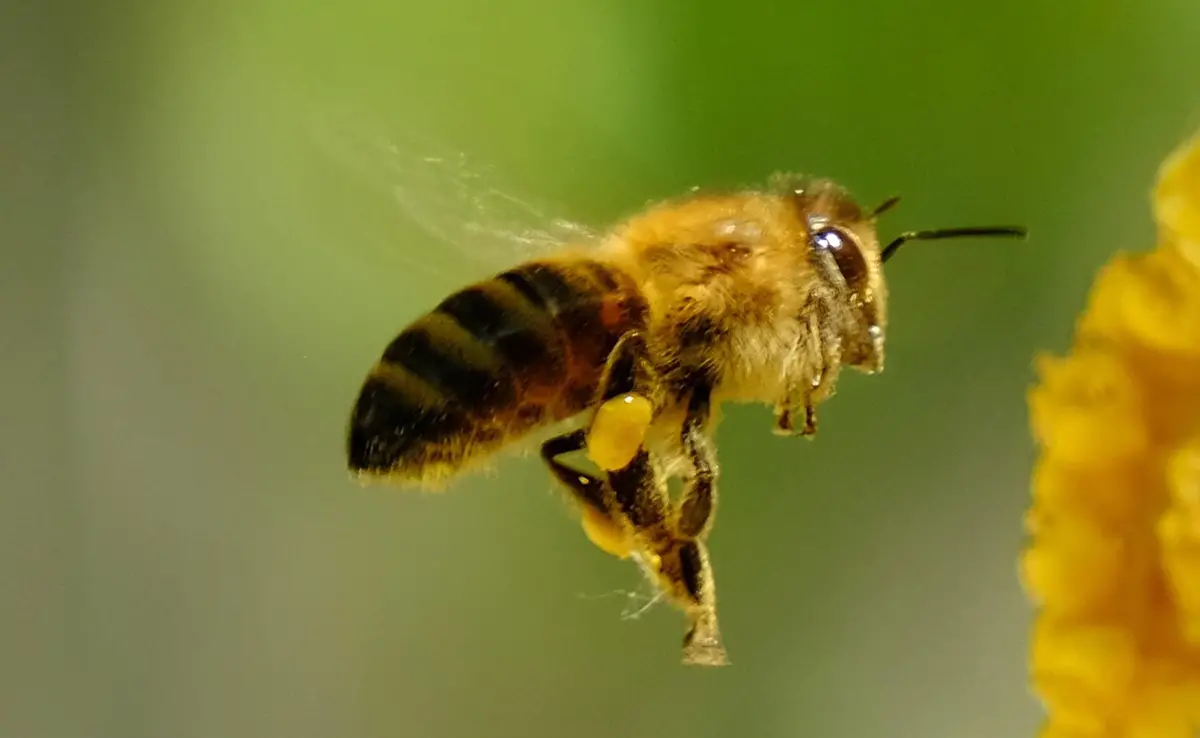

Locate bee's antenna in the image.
[871,195,902,218]
[881,225,1028,264]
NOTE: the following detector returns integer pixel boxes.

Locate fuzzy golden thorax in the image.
[599,176,888,416]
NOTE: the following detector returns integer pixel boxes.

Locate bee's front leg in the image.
[773,309,840,438]
[772,365,835,438]
[772,389,815,437]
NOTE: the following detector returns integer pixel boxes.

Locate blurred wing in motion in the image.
[311,115,602,280]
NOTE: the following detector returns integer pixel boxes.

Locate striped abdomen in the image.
[347,259,648,484]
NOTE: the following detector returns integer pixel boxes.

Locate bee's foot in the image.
[801,405,818,437]
[772,407,797,436]
[772,406,817,438]
[682,613,728,667]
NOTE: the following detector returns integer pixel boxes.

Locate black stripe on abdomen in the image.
[432,285,554,373]
[380,327,510,409]
[347,259,640,478]
[346,375,457,473]
[497,263,579,318]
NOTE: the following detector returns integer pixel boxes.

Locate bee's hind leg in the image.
[539,332,669,562]
[585,331,659,473]
[540,430,632,560]
[585,333,728,666]
[585,330,674,551]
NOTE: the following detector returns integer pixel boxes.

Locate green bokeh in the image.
[8,1,1200,736]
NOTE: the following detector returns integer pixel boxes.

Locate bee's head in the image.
[787,179,891,374]
[785,177,1026,375]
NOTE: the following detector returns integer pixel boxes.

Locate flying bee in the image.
[339,132,1027,667]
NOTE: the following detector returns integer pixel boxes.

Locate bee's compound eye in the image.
[812,226,867,289]
[812,227,843,251]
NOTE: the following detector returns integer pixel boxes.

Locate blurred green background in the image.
[7,0,1200,736]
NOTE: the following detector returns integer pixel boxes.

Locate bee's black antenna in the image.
[871,195,902,218]
[881,225,1028,264]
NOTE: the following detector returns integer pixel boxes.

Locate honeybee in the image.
[340,132,1026,667]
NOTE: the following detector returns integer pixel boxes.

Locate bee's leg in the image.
[540,429,632,560]
[668,427,729,667]
[593,339,726,665]
[541,429,604,510]
[773,306,837,437]
[585,331,658,473]
[676,378,717,540]
[582,332,727,666]
[626,373,726,666]
[590,330,672,543]
[606,444,727,667]
[649,535,726,666]
[542,332,665,560]
[772,391,800,436]
[798,359,842,436]
[673,540,727,667]
[773,369,826,437]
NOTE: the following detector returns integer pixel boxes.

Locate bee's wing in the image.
[312,116,602,279]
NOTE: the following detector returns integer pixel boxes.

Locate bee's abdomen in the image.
[347,259,647,484]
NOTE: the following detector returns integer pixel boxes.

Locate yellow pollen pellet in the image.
[586,393,653,471]
[579,506,631,559]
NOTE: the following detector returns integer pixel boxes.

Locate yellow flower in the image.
[1024,131,1200,738]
